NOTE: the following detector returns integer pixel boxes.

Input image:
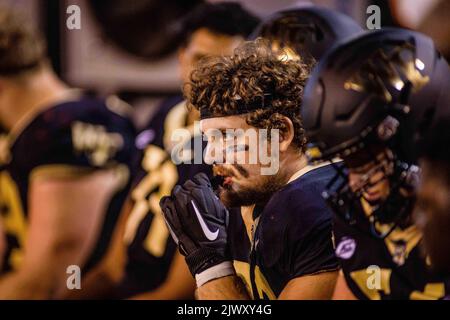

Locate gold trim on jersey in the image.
[381,224,422,266]
[359,204,423,267]
[30,165,96,180]
[30,164,130,192]
[163,100,192,153]
[240,205,256,244]
[239,160,341,244]
[286,159,339,184]
[105,95,134,117]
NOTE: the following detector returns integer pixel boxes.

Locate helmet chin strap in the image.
[323,147,420,239]
[367,160,419,239]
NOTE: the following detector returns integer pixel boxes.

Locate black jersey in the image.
[0,95,136,274]
[334,204,450,300]
[228,164,340,299]
[119,99,211,297]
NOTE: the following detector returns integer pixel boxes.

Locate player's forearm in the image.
[196,275,251,300]
[332,271,357,300]
[0,241,90,299]
[0,269,57,299]
[131,275,195,300]
[278,271,338,300]
[131,284,195,300]
[63,267,119,299]
[130,251,195,300]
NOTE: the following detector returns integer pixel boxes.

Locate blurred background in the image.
[1,0,448,127]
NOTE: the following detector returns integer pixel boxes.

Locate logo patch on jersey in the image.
[72,121,124,166]
[336,237,357,259]
[135,129,155,150]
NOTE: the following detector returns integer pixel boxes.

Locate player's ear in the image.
[178,46,189,81]
[278,116,295,152]
[178,46,186,63]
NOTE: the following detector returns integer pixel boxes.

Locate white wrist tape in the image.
[195,261,235,287]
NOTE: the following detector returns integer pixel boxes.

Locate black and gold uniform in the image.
[334,209,450,300]
[118,98,211,297]
[229,165,339,299]
[299,28,450,301]
[0,94,136,274]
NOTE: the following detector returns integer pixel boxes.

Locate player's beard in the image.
[217,164,286,208]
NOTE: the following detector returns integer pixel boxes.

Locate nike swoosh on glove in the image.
[160,172,230,276]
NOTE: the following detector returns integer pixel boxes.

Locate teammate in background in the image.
[250,5,362,65]
[0,7,135,299]
[77,2,259,299]
[415,118,450,275]
[301,28,450,299]
[160,39,339,300]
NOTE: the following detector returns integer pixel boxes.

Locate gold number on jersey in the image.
[410,283,445,300]
[123,145,178,257]
[351,267,446,300]
[0,172,27,270]
[233,260,276,300]
[350,268,392,300]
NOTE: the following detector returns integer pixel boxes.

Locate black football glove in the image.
[160,173,230,276]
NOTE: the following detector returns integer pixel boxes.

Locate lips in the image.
[223,176,233,186]
[216,174,233,189]
[364,190,380,200]
[213,166,234,187]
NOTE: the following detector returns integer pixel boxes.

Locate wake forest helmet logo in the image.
[72,121,124,166]
[344,43,430,103]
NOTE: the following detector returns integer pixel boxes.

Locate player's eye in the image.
[203,133,219,144]
[224,131,232,140]
[221,130,238,142]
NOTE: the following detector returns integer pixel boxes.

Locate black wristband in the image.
[185,247,227,276]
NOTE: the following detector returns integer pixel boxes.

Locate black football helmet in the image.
[249,5,363,63]
[302,28,450,238]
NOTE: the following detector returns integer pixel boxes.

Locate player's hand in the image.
[160,173,230,276]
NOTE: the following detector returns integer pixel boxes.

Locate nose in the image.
[203,142,218,165]
[367,170,385,188]
[348,172,361,191]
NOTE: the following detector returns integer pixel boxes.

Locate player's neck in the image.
[3,68,69,131]
[279,151,308,186]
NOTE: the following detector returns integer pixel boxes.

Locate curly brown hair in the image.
[185,38,312,151]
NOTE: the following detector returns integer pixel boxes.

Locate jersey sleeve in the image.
[287,219,339,280]
[14,98,136,178]
[284,185,340,280]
